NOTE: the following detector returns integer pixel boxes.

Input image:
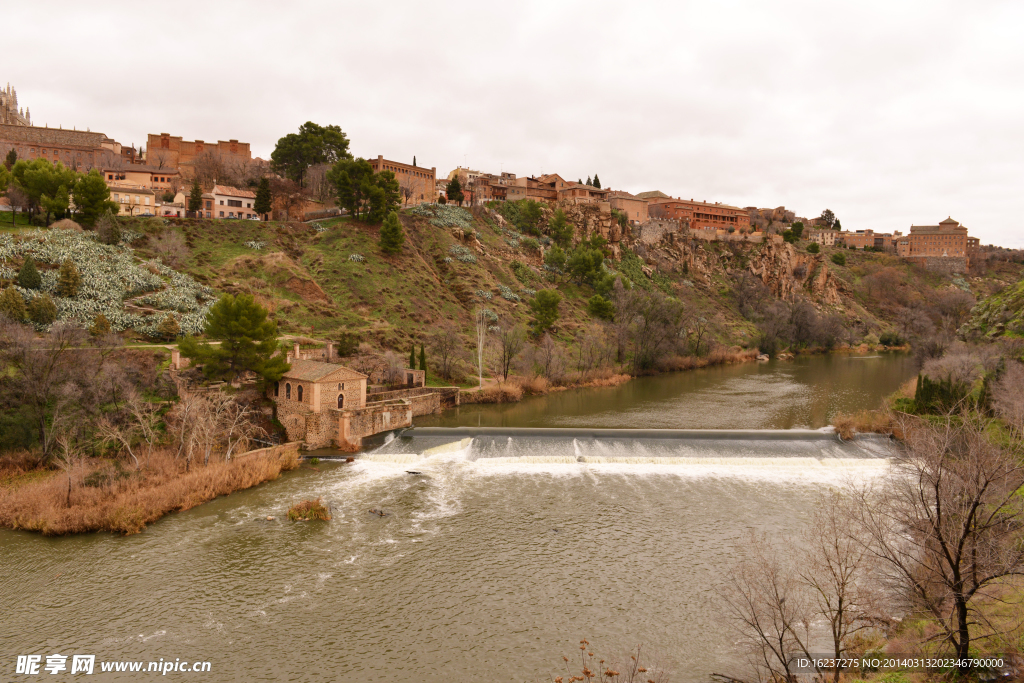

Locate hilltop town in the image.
[1,82,1022,455]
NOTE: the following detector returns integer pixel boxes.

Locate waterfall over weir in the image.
[358,427,894,480]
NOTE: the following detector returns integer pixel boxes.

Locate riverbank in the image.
[458,348,759,405]
[0,444,299,536]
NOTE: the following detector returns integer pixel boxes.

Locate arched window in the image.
[297,385,303,402]
[274,381,280,397]
[337,394,344,409]
[285,383,291,400]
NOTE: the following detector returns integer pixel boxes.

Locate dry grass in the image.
[0,448,299,535]
[287,497,331,521]
[659,348,759,372]
[833,410,897,440]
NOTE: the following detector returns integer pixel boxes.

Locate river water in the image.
[0,354,915,682]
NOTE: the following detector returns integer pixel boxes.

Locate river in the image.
[0,354,915,682]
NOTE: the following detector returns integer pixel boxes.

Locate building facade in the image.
[145,133,252,174]
[647,197,750,232]
[104,166,181,191]
[906,217,970,258]
[210,185,257,219]
[807,228,837,246]
[0,123,122,171]
[110,187,157,216]
[607,191,649,225]
[370,156,436,206]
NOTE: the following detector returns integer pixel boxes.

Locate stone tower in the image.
[0,83,31,126]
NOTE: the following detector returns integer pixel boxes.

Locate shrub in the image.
[509,260,533,284]
[89,313,111,337]
[27,293,57,325]
[0,287,26,322]
[288,498,331,521]
[17,255,41,289]
[521,237,540,253]
[56,259,81,297]
[831,251,846,266]
[154,313,180,341]
[879,331,904,347]
[806,242,820,254]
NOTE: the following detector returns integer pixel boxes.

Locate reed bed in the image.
[0,448,298,536]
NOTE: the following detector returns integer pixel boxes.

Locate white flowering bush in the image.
[410,204,474,230]
[475,289,493,300]
[482,309,498,323]
[349,253,365,262]
[497,284,521,302]
[442,256,453,264]
[311,222,328,233]
[448,245,477,264]
[521,287,537,296]
[0,228,214,335]
[244,240,266,250]
[119,229,144,244]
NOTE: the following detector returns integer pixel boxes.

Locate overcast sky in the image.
[8,1,1023,247]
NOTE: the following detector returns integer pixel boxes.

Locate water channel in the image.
[0,354,916,682]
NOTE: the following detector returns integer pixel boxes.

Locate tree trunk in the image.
[956,595,971,675]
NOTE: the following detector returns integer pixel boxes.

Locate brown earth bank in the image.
[0,445,299,536]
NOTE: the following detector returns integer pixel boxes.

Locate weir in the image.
[358,427,895,468]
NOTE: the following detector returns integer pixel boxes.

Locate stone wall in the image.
[342,400,413,443]
[637,219,683,244]
[235,441,301,461]
[905,256,967,274]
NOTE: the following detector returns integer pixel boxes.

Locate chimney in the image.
[326,341,334,360]
[293,342,301,359]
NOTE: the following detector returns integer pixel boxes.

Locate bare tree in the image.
[382,350,404,387]
[935,288,976,333]
[574,325,610,376]
[992,361,1024,441]
[0,321,93,460]
[491,323,526,383]
[718,532,816,683]
[475,308,488,388]
[428,321,465,380]
[150,149,172,170]
[97,389,161,470]
[150,230,190,268]
[851,413,1024,676]
[305,163,335,204]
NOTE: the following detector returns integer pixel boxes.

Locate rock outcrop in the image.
[747,240,842,306]
[961,275,1024,339]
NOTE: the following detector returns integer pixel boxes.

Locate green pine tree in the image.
[178,293,290,384]
[17,255,41,290]
[419,345,426,373]
[586,176,592,186]
[188,179,203,214]
[592,174,601,189]
[56,259,81,297]
[254,177,272,219]
[4,148,16,170]
[410,345,416,370]
[0,287,27,322]
[413,156,417,167]
[379,211,405,255]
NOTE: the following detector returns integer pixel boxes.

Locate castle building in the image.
[0,84,30,126]
[146,132,253,175]
[370,156,436,206]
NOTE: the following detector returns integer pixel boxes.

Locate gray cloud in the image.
[8,0,1023,246]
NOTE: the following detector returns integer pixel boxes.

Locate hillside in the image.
[2,207,1020,369]
[962,272,1024,339]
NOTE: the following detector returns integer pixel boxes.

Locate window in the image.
[337,394,344,409]
[274,381,279,397]
[219,211,224,217]
[108,174,113,180]
[219,200,224,205]
[205,200,212,210]
[227,199,242,208]
[285,383,291,399]
[297,385,303,402]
